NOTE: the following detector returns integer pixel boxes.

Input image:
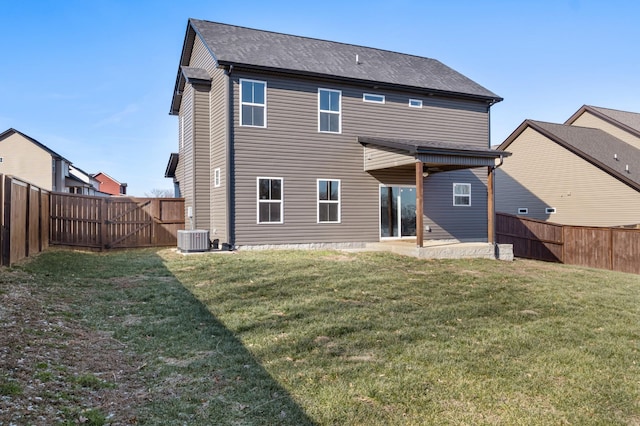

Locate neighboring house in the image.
[166,19,507,248]
[92,172,127,196]
[496,106,640,227]
[68,165,102,195]
[0,128,72,192]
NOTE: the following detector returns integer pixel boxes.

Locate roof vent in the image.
[614,153,618,161]
[626,164,630,173]
[356,54,360,65]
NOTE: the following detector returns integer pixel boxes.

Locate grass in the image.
[9,247,640,424]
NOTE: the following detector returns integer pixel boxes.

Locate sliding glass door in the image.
[380,186,416,238]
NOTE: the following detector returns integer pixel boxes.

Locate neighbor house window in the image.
[257,177,283,223]
[240,79,266,127]
[453,183,471,206]
[318,179,340,223]
[318,88,341,133]
[214,168,221,188]
[518,208,529,215]
[363,93,385,104]
[546,207,556,214]
[409,99,422,108]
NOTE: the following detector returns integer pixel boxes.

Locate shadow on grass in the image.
[22,249,317,425]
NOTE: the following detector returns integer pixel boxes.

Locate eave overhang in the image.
[359,136,510,172]
[165,153,179,178]
[217,61,503,106]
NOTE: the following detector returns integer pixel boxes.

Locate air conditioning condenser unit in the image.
[177,230,210,252]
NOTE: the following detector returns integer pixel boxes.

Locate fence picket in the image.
[497,213,640,275]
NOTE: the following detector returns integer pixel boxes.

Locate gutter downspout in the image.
[224,65,235,247]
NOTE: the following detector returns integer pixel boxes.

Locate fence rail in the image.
[0,184,185,266]
[50,193,185,249]
[496,213,640,274]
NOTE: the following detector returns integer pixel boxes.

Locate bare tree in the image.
[145,188,174,198]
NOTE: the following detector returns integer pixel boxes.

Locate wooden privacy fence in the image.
[496,213,640,275]
[50,193,185,250]
[0,174,50,266]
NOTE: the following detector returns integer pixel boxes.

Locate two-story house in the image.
[166,19,508,249]
[496,105,640,227]
[0,128,73,192]
[92,172,127,196]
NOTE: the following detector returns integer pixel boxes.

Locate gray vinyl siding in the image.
[496,126,640,226]
[190,35,217,73]
[179,85,194,227]
[423,169,488,240]
[209,68,228,243]
[187,34,216,233]
[230,71,490,245]
[364,145,415,171]
[192,84,211,230]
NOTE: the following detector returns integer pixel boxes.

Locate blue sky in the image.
[2,0,639,195]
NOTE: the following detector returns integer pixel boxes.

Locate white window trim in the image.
[317,179,341,223]
[256,177,283,224]
[240,78,267,128]
[363,93,385,104]
[545,207,556,214]
[453,183,471,207]
[214,168,221,188]
[318,88,342,134]
[518,208,529,215]
[409,99,423,108]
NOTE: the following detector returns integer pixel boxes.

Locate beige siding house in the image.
[166,19,507,249]
[496,106,640,227]
[0,128,104,195]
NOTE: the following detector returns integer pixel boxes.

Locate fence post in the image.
[609,228,613,271]
[151,198,158,246]
[2,177,11,266]
[25,183,31,258]
[100,198,107,250]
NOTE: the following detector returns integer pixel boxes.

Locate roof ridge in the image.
[189,18,441,63]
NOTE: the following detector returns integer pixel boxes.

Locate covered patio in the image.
[359,136,511,248]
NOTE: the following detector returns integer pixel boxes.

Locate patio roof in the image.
[358,136,510,172]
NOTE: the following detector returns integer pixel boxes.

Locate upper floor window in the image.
[257,177,283,223]
[240,79,266,127]
[318,89,341,133]
[409,99,423,108]
[318,179,340,223]
[453,183,471,206]
[363,93,385,104]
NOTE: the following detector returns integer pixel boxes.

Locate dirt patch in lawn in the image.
[0,270,148,425]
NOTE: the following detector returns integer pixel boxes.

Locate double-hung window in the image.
[257,177,283,223]
[453,183,471,206]
[240,79,266,127]
[318,89,341,133]
[317,179,340,223]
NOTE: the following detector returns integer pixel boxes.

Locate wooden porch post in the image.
[415,161,424,248]
[487,166,495,244]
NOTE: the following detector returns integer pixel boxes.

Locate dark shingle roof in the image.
[502,120,640,191]
[566,105,640,137]
[358,136,508,158]
[588,106,640,133]
[181,66,212,83]
[187,19,500,101]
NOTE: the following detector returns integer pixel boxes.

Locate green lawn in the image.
[4,248,640,425]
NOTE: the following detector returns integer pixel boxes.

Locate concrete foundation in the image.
[237,240,514,261]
